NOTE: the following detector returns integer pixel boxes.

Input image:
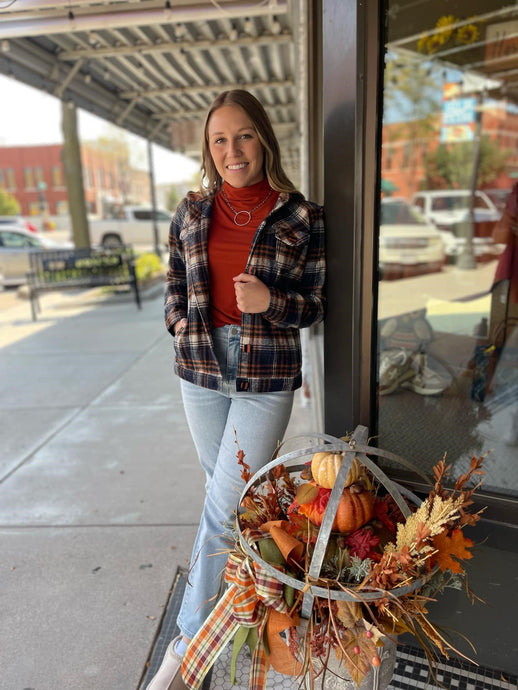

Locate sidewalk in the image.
[0,287,310,690]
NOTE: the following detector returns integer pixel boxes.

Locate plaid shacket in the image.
[164,189,325,393]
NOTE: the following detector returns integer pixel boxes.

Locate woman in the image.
[491,182,518,444]
[147,89,325,690]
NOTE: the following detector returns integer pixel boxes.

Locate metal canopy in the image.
[0,0,302,166]
[387,1,518,104]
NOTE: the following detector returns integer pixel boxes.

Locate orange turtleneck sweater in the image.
[208,178,279,327]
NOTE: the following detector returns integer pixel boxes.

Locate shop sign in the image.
[441,82,475,142]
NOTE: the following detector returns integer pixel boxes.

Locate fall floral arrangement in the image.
[181,433,485,690]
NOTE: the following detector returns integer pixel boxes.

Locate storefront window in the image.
[6,168,15,189]
[51,165,63,188]
[376,1,518,498]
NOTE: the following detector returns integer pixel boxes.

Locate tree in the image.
[383,53,442,192]
[423,136,512,189]
[0,188,21,215]
[383,55,442,131]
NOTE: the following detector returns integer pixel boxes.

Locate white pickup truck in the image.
[89,206,173,249]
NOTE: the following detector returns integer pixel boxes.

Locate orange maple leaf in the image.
[432,528,474,573]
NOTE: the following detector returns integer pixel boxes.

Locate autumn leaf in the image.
[335,628,378,685]
[335,600,362,628]
[432,528,474,573]
[234,430,251,482]
[294,482,320,505]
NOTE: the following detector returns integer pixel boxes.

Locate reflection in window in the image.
[376,1,518,499]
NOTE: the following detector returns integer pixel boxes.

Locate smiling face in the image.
[207,104,265,188]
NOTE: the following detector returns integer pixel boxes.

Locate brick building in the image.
[0,142,151,219]
[381,99,518,200]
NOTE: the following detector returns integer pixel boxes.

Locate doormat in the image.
[141,570,517,690]
[389,646,517,690]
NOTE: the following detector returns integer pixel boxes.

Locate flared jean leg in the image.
[176,327,294,640]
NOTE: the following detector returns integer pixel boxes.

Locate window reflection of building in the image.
[376,1,518,500]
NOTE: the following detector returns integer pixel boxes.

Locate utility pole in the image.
[457,90,484,270]
[147,139,161,258]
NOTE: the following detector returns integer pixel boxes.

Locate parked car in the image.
[0,215,38,234]
[484,188,512,214]
[0,226,73,287]
[411,189,502,260]
[379,197,445,279]
[89,205,172,248]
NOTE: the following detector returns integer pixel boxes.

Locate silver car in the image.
[379,198,445,279]
[0,226,73,287]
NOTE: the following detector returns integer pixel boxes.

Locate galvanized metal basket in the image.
[237,425,429,618]
[235,426,432,688]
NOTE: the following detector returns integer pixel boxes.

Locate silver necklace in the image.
[221,187,273,226]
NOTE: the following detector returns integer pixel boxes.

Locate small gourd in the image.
[311,451,344,489]
[311,452,373,492]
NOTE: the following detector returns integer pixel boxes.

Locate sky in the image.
[0,75,199,185]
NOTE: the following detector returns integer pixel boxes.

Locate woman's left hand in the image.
[233,273,271,313]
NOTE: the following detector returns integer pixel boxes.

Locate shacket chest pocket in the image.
[273,225,310,281]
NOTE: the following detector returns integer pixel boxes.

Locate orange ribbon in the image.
[182,540,302,689]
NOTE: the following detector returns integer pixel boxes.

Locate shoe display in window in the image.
[401,351,449,396]
[379,348,415,395]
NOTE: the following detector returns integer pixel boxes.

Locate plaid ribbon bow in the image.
[181,541,299,689]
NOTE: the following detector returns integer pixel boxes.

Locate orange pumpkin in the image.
[297,486,375,533]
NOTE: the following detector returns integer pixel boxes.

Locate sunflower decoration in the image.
[435,14,457,43]
[457,22,480,45]
[418,15,483,55]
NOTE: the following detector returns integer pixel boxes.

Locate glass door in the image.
[376,0,518,507]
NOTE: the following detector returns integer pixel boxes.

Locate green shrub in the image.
[134,252,163,282]
[0,188,21,215]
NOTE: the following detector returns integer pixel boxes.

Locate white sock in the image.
[174,637,188,657]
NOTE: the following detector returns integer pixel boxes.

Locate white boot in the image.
[146,635,188,690]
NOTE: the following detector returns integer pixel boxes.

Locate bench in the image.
[26,247,141,320]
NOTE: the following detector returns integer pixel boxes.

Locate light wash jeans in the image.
[176,325,294,640]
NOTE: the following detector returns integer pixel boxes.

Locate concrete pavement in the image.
[0,285,310,690]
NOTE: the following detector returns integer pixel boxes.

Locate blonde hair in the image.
[200,90,297,195]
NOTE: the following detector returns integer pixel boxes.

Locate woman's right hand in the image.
[174,318,188,335]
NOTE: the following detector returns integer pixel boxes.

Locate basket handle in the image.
[300,426,367,617]
[236,425,432,616]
